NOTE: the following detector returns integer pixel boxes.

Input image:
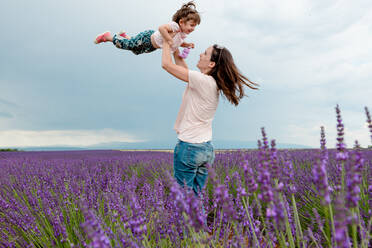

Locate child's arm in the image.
[158,24,175,46]
[180,42,195,49]
[173,49,188,69]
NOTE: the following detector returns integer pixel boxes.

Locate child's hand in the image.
[181,42,194,49]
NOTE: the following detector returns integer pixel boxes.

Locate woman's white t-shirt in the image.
[174,70,219,143]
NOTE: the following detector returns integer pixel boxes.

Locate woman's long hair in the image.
[208,45,259,106]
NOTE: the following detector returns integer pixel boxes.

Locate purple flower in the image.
[269,139,280,179]
[365,106,372,143]
[345,141,364,208]
[127,195,147,238]
[214,183,237,221]
[80,205,111,248]
[335,105,348,162]
[333,195,351,248]
[241,160,258,194]
[257,127,274,203]
[312,126,331,205]
[261,127,269,151]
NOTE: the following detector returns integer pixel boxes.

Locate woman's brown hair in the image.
[172,1,201,25]
[208,45,259,106]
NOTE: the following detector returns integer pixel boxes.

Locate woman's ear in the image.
[208,61,216,69]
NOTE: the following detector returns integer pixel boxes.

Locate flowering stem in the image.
[366,216,372,247]
[341,161,345,196]
[242,197,260,247]
[355,207,367,248]
[222,222,231,246]
[253,192,266,231]
[350,207,359,248]
[214,208,224,240]
[273,222,286,248]
[308,228,321,248]
[291,194,305,248]
[352,222,357,248]
[253,192,274,247]
[328,203,336,246]
[278,193,296,248]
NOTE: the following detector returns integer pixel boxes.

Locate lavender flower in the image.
[257,169,274,203]
[365,106,372,143]
[345,141,364,208]
[335,105,348,162]
[320,126,328,160]
[257,127,274,203]
[80,206,111,248]
[312,126,331,205]
[214,183,237,221]
[333,195,351,248]
[270,139,280,179]
[241,160,258,194]
[127,194,147,239]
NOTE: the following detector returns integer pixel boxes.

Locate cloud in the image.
[283,120,371,148]
[0,112,13,118]
[0,97,18,108]
[0,0,371,148]
[0,129,145,147]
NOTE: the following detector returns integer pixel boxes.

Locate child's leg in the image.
[112,30,156,55]
[118,31,131,39]
[94,31,113,44]
[112,34,137,51]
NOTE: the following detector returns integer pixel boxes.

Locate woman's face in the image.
[197,46,215,73]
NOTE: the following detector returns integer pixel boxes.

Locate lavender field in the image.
[1,106,371,248]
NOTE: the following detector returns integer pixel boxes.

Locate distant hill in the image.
[13,140,311,151]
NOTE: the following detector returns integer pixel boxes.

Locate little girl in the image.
[94,1,200,56]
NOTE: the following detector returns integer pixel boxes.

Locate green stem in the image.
[279,194,295,248]
[355,207,367,248]
[273,222,286,248]
[291,194,305,248]
[328,203,336,247]
[323,205,331,243]
[308,228,321,248]
[215,209,224,240]
[254,192,272,246]
[242,197,260,247]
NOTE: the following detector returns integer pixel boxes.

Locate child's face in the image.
[179,19,197,34]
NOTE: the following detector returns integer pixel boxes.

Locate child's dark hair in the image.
[172,1,201,25]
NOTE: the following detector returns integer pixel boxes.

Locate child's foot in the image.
[94,31,112,44]
[118,31,131,39]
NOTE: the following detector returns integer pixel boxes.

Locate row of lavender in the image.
[0,106,371,248]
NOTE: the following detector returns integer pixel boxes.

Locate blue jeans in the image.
[173,140,215,195]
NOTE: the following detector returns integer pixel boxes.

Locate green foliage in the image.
[0,148,19,152]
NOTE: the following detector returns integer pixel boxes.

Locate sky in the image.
[1,0,371,149]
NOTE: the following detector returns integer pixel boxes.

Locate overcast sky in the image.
[1,0,371,148]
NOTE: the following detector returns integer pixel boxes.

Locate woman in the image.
[162,42,258,195]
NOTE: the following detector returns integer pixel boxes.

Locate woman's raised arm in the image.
[161,42,189,83]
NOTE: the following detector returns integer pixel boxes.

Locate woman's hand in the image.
[173,49,188,69]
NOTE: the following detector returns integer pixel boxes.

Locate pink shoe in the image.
[118,31,130,39]
[94,31,111,44]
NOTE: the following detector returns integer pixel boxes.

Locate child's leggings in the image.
[112,30,156,55]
